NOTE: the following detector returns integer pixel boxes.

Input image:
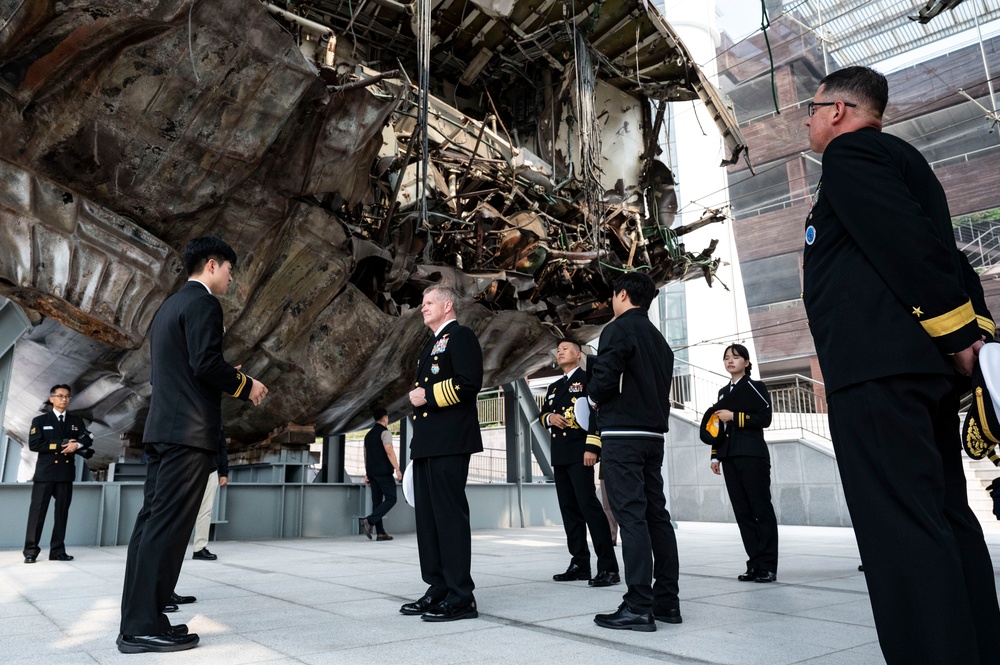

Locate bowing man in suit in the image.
[541,339,619,587]
[707,344,776,583]
[802,66,999,664]
[23,384,93,564]
[118,237,269,654]
[401,284,483,622]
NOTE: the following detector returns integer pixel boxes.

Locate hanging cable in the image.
[416,0,431,230]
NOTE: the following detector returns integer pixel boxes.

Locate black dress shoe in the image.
[50,553,74,561]
[24,556,37,564]
[594,603,656,632]
[170,624,189,636]
[117,632,199,653]
[400,595,444,616]
[360,517,373,540]
[162,604,179,613]
[588,571,621,587]
[755,571,777,583]
[737,568,758,582]
[421,600,478,622]
[192,548,217,560]
[552,563,591,581]
[653,608,683,624]
[170,593,196,604]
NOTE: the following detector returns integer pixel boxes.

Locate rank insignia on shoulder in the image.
[569,382,583,393]
[431,336,449,355]
[431,364,440,375]
[30,427,36,434]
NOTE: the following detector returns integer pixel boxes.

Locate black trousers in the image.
[828,374,1000,665]
[366,474,397,534]
[120,443,212,636]
[23,481,73,558]
[413,454,475,607]
[721,455,778,574]
[554,463,618,573]
[602,437,678,614]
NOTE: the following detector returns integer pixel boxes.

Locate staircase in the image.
[962,454,1000,532]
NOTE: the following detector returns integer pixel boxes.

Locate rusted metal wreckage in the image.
[0,0,744,465]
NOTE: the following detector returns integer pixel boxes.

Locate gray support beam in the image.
[398,417,411,466]
[503,379,553,481]
[326,434,346,483]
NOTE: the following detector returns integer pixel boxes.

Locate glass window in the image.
[741,253,801,309]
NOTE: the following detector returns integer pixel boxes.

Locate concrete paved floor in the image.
[4,522,999,664]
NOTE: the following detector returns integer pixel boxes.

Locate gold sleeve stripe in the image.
[445,380,460,405]
[738,413,744,427]
[232,371,248,397]
[586,434,602,449]
[433,380,461,407]
[919,300,975,338]
[433,382,448,407]
[977,315,996,338]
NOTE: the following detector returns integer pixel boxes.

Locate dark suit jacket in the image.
[143,281,253,451]
[803,127,994,394]
[708,376,771,461]
[29,411,92,482]
[539,367,601,465]
[410,320,484,459]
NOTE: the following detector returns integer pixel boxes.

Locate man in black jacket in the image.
[118,237,268,654]
[360,408,402,541]
[541,339,619,587]
[23,384,93,564]
[802,66,999,665]
[400,285,483,622]
[588,272,678,632]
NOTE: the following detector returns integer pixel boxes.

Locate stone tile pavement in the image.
[4,522,999,664]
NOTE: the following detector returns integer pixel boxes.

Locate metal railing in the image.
[672,359,831,442]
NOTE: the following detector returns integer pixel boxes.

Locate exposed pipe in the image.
[263,3,333,36]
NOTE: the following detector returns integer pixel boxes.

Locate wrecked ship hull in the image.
[0,0,744,465]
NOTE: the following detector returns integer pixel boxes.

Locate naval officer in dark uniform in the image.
[401,284,483,622]
[802,66,999,665]
[706,344,777,583]
[118,237,269,654]
[23,384,93,564]
[541,339,619,587]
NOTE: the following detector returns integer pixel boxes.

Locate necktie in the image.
[58,414,64,423]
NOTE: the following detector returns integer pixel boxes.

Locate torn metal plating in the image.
[0,0,741,462]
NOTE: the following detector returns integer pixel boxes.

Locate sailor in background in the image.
[23,384,93,564]
[704,344,777,583]
[541,339,619,587]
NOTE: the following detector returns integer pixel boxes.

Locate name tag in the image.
[43,425,54,430]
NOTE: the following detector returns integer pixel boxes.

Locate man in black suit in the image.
[400,284,483,622]
[23,384,93,564]
[802,66,999,665]
[541,339,619,587]
[588,272,679,632]
[118,237,268,654]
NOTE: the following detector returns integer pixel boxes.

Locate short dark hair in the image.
[557,338,581,351]
[372,408,388,422]
[611,272,656,311]
[723,344,753,377]
[819,66,888,118]
[183,237,238,277]
[50,384,71,395]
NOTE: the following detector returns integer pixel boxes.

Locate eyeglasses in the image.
[51,394,71,400]
[807,101,856,117]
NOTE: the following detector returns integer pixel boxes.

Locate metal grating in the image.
[786,0,1000,67]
